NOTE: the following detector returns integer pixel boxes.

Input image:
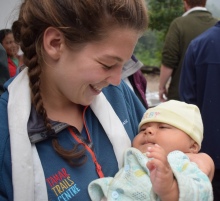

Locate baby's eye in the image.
[158,123,171,129]
[159,125,169,129]
[140,128,146,132]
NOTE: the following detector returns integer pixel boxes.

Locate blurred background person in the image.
[0,29,23,77]
[179,21,220,201]
[159,0,217,102]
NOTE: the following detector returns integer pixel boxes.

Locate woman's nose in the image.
[106,67,122,86]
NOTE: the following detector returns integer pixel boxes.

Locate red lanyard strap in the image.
[69,127,104,178]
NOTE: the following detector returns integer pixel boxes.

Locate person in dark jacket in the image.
[180,21,220,201]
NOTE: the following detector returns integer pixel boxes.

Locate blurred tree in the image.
[134,30,163,67]
[148,0,184,35]
[134,0,184,67]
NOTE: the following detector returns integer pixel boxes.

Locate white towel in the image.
[7,68,131,201]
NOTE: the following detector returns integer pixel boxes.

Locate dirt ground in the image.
[144,73,159,92]
[142,73,161,107]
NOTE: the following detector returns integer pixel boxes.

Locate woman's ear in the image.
[43,27,64,61]
[189,141,200,153]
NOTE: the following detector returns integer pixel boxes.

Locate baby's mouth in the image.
[143,142,155,148]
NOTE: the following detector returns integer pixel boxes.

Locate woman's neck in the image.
[41,86,84,131]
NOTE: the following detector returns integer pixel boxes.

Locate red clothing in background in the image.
[7,57,17,77]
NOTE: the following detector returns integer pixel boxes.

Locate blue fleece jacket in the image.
[0,77,145,201]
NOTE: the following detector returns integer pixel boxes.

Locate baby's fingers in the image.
[146,144,167,163]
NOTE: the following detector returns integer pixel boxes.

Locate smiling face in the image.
[41,27,139,107]
[1,33,17,57]
[133,122,199,155]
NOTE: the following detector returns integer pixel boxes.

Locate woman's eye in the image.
[103,64,112,70]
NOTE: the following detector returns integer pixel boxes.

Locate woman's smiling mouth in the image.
[90,84,103,94]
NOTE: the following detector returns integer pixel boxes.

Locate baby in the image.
[88,100,214,201]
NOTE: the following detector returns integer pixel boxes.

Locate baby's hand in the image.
[146,144,178,200]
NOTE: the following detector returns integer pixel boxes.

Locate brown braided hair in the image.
[12,0,148,166]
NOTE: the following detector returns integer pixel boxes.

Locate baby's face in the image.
[133,122,196,154]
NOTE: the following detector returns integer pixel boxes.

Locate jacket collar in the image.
[27,104,69,143]
[182,7,208,17]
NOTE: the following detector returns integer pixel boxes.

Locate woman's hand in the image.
[186,152,215,181]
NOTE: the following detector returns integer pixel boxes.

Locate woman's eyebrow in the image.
[102,54,123,62]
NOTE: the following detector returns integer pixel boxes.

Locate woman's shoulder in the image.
[0,88,10,140]
[103,81,141,102]
[0,78,11,147]
[0,87,11,178]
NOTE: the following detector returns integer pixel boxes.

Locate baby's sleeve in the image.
[168,151,213,201]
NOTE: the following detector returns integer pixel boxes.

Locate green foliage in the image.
[148,0,184,34]
[134,30,163,67]
[134,0,183,67]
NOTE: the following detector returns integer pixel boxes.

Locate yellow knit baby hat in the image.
[138,100,203,148]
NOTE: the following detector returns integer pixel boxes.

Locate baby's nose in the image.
[146,126,155,135]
